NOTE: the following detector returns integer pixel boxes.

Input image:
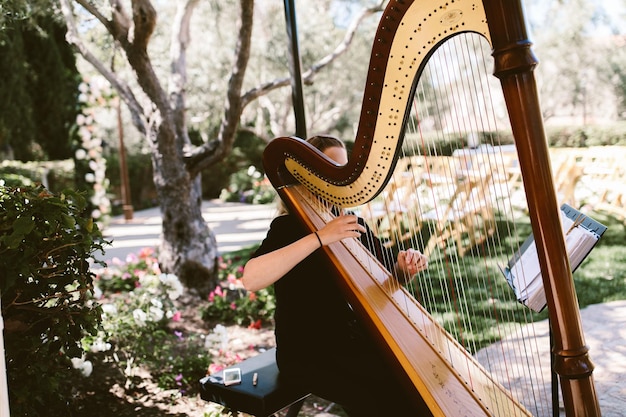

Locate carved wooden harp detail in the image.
[263,1,601,416]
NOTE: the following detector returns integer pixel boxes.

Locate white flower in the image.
[78,126,91,140]
[101,303,117,316]
[149,305,164,321]
[85,173,95,183]
[150,298,163,309]
[159,273,184,300]
[70,356,93,377]
[90,338,112,353]
[139,274,160,287]
[132,308,147,327]
[208,324,229,352]
[92,284,102,299]
[75,149,87,160]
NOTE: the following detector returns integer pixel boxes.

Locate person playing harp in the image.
[242,135,428,417]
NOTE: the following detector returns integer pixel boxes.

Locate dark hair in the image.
[306,135,345,152]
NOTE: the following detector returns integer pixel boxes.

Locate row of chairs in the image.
[359,146,625,257]
[551,146,626,221]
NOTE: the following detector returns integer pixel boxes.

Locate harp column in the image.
[483,1,601,416]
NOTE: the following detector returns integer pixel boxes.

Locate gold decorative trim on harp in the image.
[263,0,601,416]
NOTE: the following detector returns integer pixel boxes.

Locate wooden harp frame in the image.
[263,0,601,415]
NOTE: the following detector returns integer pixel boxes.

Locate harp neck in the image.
[264,1,490,208]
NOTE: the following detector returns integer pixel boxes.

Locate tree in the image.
[0,7,80,161]
[58,0,385,294]
[526,0,625,123]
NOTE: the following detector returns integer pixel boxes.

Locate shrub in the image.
[89,248,211,394]
[220,166,277,204]
[201,248,276,328]
[202,128,269,200]
[0,185,107,416]
[0,159,75,192]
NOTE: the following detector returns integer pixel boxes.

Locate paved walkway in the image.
[101,201,625,416]
[102,199,278,261]
[475,300,626,416]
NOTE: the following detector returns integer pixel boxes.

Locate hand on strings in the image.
[316,215,366,246]
[396,248,428,278]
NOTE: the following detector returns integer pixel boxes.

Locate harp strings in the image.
[353,33,553,415]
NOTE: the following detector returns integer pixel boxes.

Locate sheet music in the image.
[504,205,607,312]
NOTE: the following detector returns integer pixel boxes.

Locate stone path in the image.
[475,300,626,416]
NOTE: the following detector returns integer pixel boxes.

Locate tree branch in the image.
[74,0,115,33]
[186,1,384,174]
[59,0,147,134]
[130,0,157,51]
[241,1,385,107]
[186,0,254,176]
[170,0,200,148]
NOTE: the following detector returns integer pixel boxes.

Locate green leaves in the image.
[0,184,108,416]
[1,213,34,248]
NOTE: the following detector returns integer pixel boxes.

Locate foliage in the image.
[201,128,269,200]
[220,166,276,204]
[546,122,626,148]
[0,159,75,191]
[201,247,276,328]
[105,148,158,212]
[0,10,80,161]
[89,248,216,393]
[88,251,208,393]
[0,184,107,416]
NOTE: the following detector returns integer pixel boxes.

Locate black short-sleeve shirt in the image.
[252,214,395,368]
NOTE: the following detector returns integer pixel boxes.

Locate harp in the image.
[263,1,601,416]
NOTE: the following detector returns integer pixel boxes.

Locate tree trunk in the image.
[157,167,217,296]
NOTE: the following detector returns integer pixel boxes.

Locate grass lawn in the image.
[408,210,626,352]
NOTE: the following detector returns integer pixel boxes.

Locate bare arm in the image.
[241,215,366,292]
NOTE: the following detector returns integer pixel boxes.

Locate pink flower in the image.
[171,311,182,322]
[208,291,215,302]
[226,273,237,284]
[214,286,223,297]
[138,247,154,259]
[229,302,237,310]
[208,363,224,374]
